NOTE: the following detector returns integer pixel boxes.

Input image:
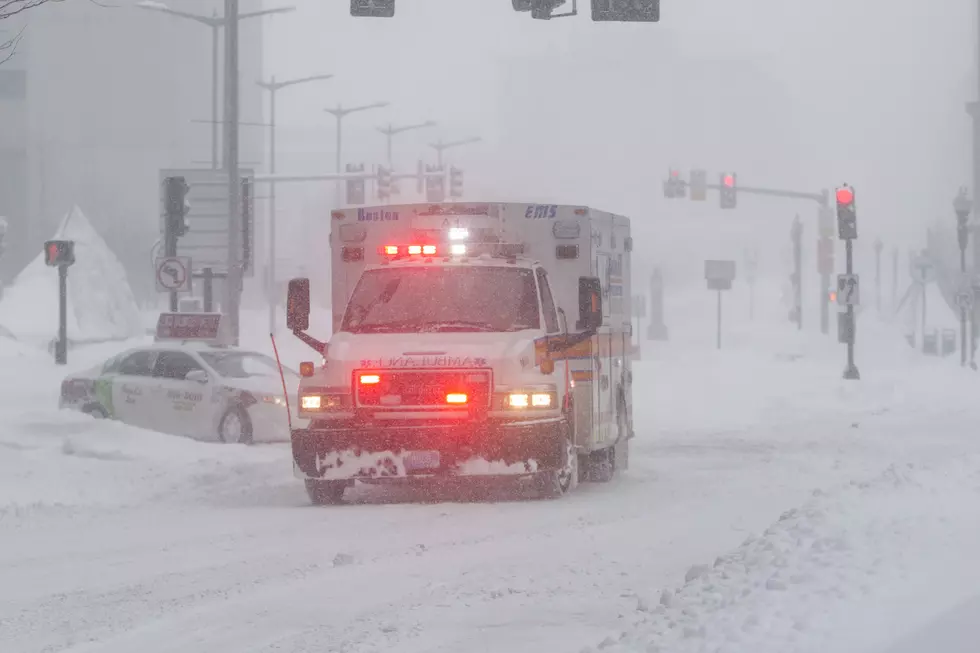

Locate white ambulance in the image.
[286,202,634,504]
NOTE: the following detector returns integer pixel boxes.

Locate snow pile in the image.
[0,206,143,344]
[590,460,980,653]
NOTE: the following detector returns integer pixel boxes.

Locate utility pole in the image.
[791,215,803,330]
[257,73,333,334]
[224,0,242,345]
[954,189,973,367]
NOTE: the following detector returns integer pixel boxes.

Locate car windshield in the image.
[341,266,541,334]
[199,352,296,380]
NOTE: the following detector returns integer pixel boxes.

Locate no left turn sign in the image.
[155,256,192,293]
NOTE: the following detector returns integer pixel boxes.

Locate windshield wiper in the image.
[348,320,424,334]
[422,320,497,333]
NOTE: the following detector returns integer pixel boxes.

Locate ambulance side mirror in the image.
[578,276,603,333]
[286,278,311,332]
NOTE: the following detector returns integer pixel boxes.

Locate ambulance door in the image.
[595,251,614,446]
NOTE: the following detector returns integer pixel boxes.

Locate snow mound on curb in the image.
[0,206,143,344]
[588,460,980,653]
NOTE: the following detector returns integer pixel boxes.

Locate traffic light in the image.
[377,165,393,201]
[449,166,464,199]
[425,165,446,203]
[719,173,737,209]
[164,175,191,238]
[689,169,707,201]
[836,185,857,240]
[44,240,75,267]
[350,0,394,17]
[346,164,366,205]
[663,169,684,199]
[591,0,659,22]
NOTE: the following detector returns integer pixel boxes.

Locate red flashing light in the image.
[836,187,854,205]
[360,374,380,385]
[723,175,735,188]
[422,244,437,256]
[446,393,468,405]
[381,244,440,257]
[407,245,422,255]
[383,245,399,255]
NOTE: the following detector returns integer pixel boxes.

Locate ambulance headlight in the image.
[498,386,557,410]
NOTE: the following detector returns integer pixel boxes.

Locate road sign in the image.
[158,168,255,276]
[155,256,192,293]
[956,290,973,310]
[836,274,860,306]
[911,257,935,284]
[705,259,736,290]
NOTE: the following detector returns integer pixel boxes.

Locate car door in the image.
[110,350,158,429]
[150,350,213,439]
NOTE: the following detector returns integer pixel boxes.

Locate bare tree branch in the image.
[0,0,63,21]
[0,24,24,65]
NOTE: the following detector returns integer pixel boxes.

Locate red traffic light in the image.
[670,169,679,178]
[836,187,854,205]
[46,243,59,264]
[723,175,734,187]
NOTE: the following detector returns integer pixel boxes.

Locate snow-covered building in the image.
[0,0,267,298]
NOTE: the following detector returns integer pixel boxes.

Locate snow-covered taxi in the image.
[59,313,300,444]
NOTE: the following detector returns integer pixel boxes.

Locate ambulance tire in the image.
[585,448,615,483]
[218,406,254,445]
[536,422,578,500]
[305,479,347,506]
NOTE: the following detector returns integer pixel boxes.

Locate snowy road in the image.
[3,301,980,653]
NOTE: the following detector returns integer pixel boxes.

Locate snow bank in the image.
[0,206,143,345]
[590,459,980,653]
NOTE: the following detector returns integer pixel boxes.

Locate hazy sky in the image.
[259,0,974,286]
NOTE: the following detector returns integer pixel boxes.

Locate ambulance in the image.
[286,202,634,504]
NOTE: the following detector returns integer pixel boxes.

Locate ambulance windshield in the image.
[342,266,541,334]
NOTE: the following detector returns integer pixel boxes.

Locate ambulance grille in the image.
[355,370,491,409]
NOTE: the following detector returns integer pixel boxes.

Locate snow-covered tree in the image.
[1,0,62,64]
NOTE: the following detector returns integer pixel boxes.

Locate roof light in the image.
[360,374,380,385]
[450,243,467,256]
[422,244,437,255]
[383,245,399,255]
[446,393,468,404]
[408,245,422,255]
[449,227,469,241]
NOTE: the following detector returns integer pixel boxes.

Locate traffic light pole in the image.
[843,238,859,379]
[791,216,803,330]
[164,208,178,312]
[56,264,68,365]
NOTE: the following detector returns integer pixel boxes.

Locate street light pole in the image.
[323,101,389,206]
[135,1,295,170]
[429,136,482,168]
[225,0,241,344]
[377,120,437,167]
[257,73,333,334]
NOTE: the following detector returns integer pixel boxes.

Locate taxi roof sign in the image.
[155,312,230,345]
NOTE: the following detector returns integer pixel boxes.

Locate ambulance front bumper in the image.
[290,417,565,481]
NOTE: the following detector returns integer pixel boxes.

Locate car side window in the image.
[536,268,560,333]
[117,351,154,377]
[154,351,203,381]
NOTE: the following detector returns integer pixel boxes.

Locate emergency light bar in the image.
[379,242,525,260]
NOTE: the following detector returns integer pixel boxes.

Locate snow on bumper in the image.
[290,418,565,481]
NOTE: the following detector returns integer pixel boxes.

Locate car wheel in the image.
[218,406,254,445]
[305,479,347,505]
[84,405,109,419]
